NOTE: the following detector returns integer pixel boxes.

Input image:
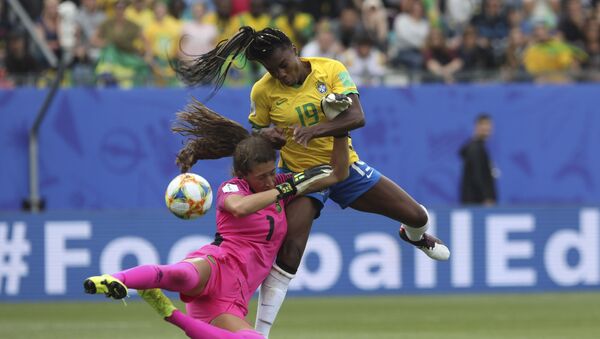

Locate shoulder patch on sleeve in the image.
[222,183,239,193]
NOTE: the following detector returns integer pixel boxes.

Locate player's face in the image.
[476,120,493,140]
[244,160,277,193]
[261,46,301,86]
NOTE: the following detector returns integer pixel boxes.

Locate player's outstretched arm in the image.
[223,190,282,218]
[293,93,364,146]
[296,135,350,194]
[223,164,336,218]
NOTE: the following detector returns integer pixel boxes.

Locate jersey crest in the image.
[316,81,327,94]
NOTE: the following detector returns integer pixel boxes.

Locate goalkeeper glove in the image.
[320,93,353,120]
[275,164,333,199]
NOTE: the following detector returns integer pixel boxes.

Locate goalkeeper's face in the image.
[244,160,277,193]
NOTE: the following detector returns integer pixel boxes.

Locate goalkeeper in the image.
[83,100,349,339]
[173,26,451,338]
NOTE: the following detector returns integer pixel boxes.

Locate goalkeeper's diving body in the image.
[174,26,451,338]
[83,101,349,339]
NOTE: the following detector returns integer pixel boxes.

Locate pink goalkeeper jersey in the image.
[214,174,291,295]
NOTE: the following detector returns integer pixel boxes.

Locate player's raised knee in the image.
[407,204,429,228]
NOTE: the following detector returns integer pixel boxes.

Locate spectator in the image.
[97,0,119,17]
[125,0,155,30]
[169,0,187,19]
[337,6,361,49]
[507,6,525,30]
[92,0,150,87]
[459,114,497,206]
[470,0,510,62]
[144,1,182,86]
[226,0,271,34]
[204,0,235,42]
[457,25,496,81]
[582,18,600,80]
[523,0,560,29]
[389,0,429,74]
[4,31,40,86]
[0,1,9,42]
[301,19,343,59]
[222,0,272,86]
[523,21,587,83]
[423,28,464,83]
[273,0,315,49]
[35,0,62,67]
[75,0,106,62]
[558,0,587,47]
[360,0,389,50]
[72,0,105,85]
[422,0,442,28]
[445,0,477,35]
[301,0,341,21]
[340,34,386,86]
[230,0,251,16]
[179,1,217,59]
[501,27,530,81]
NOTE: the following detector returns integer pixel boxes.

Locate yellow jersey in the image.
[144,16,182,60]
[249,57,360,172]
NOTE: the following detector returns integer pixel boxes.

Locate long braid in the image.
[173,98,250,172]
[173,26,292,97]
[173,26,255,95]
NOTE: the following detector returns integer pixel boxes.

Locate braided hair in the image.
[174,26,292,96]
[173,98,275,176]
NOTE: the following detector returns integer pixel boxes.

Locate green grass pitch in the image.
[1,292,599,339]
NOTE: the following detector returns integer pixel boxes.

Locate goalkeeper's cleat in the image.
[399,226,450,261]
[138,289,177,319]
[83,274,128,300]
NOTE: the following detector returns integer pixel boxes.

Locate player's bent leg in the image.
[255,197,319,338]
[83,261,204,299]
[256,264,295,338]
[83,274,128,299]
[173,311,264,339]
[181,257,212,297]
[276,196,319,272]
[138,288,177,318]
[349,176,450,261]
[140,288,263,338]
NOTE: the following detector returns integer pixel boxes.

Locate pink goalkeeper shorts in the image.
[181,244,251,323]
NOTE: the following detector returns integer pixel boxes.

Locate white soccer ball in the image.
[165,173,213,219]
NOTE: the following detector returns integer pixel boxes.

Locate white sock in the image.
[403,204,430,241]
[255,264,294,338]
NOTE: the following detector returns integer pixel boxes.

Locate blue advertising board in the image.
[1,206,598,301]
[1,85,600,210]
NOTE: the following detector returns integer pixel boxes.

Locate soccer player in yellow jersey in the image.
[174,26,450,338]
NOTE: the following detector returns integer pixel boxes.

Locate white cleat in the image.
[399,226,450,261]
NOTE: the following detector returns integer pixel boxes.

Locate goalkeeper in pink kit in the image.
[83,101,349,339]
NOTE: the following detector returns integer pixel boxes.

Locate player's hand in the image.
[275,164,333,199]
[293,126,316,147]
[259,127,287,149]
[321,93,353,120]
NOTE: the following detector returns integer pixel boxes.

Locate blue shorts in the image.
[277,160,382,211]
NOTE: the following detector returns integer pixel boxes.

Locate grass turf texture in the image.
[1,292,599,339]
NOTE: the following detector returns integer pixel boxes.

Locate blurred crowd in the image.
[1,0,599,88]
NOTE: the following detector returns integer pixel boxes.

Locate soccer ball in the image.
[165,173,213,219]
